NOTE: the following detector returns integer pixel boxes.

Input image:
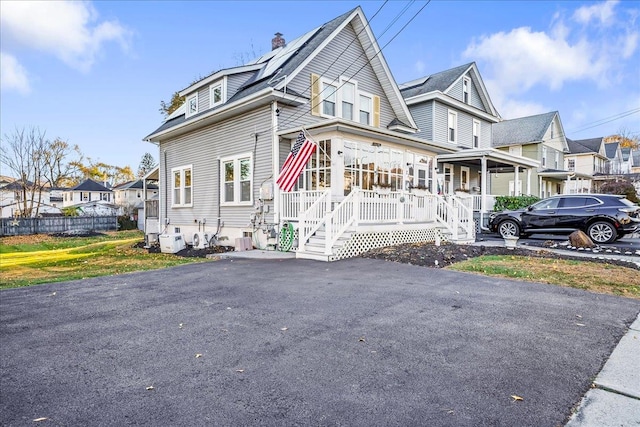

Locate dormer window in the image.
[463,77,470,104]
[210,80,226,108]
[186,94,198,117]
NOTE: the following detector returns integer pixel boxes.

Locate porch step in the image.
[296,229,353,262]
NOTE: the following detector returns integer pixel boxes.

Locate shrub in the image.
[117,215,138,230]
[600,181,639,203]
[493,195,540,212]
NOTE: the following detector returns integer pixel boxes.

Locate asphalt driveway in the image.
[2,258,638,426]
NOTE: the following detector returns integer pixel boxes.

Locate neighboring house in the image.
[491,111,570,198]
[564,137,609,193]
[63,179,113,207]
[0,178,63,217]
[604,141,624,174]
[145,7,473,260]
[113,179,159,215]
[620,147,634,174]
[399,62,539,213]
[631,149,640,175]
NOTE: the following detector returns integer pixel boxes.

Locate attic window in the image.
[186,94,198,117]
[463,77,470,104]
[210,80,226,108]
[313,75,379,127]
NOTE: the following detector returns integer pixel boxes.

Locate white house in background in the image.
[113,179,159,214]
[1,177,63,217]
[564,137,609,193]
[604,142,624,174]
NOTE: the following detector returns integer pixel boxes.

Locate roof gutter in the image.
[404,91,500,123]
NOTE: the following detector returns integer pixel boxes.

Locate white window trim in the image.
[220,153,253,206]
[186,93,198,118]
[209,78,226,108]
[473,119,480,148]
[171,164,193,208]
[318,76,374,124]
[448,110,458,144]
[542,146,547,167]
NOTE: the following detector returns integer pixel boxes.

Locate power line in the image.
[279,1,430,130]
[569,108,640,134]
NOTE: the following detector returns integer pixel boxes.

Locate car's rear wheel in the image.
[498,220,520,238]
[587,221,617,244]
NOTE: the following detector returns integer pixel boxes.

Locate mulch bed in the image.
[361,241,640,270]
[133,241,234,258]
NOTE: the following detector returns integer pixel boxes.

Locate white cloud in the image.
[573,0,618,26]
[462,1,639,117]
[0,52,30,94]
[0,1,130,72]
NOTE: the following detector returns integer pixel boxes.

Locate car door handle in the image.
[585,209,595,212]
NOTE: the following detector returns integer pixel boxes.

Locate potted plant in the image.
[411,184,429,197]
[373,182,392,195]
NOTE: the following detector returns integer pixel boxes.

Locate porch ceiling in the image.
[437,148,540,169]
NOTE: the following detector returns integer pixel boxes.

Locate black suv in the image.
[488,194,640,244]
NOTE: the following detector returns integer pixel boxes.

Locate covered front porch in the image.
[279,188,474,261]
[436,148,540,228]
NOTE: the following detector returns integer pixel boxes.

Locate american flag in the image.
[276,131,316,192]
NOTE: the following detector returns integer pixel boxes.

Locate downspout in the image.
[163,149,168,230]
[272,101,280,225]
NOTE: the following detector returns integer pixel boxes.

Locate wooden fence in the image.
[0,216,118,236]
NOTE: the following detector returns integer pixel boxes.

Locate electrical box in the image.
[234,237,253,251]
[260,183,273,200]
[159,233,186,254]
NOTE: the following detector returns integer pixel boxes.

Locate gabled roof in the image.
[70,179,112,192]
[604,141,620,159]
[492,111,559,147]
[621,147,632,161]
[146,7,417,140]
[566,137,603,155]
[399,62,499,118]
[112,179,159,191]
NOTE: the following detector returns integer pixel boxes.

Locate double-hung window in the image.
[448,110,457,143]
[568,159,575,171]
[221,154,252,205]
[172,165,192,207]
[473,120,480,148]
[341,82,355,120]
[322,83,337,116]
[359,95,371,125]
[542,147,547,167]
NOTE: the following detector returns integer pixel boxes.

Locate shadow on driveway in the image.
[2,258,639,426]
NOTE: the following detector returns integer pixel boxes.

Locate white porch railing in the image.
[471,194,496,212]
[284,189,475,254]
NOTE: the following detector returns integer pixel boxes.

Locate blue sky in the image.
[1,1,639,171]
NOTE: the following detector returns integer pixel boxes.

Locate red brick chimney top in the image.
[272,32,285,50]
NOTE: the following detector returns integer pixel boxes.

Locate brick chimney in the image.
[271,32,285,50]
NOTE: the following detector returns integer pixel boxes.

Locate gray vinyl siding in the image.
[447,74,485,111]
[433,103,450,145]
[159,106,273,232]
[197,86,210,114]
[480,121,491,148]
[284,22,395,129]
[408,101,433,140]
[227,73,254,99]
[457,113,473,149]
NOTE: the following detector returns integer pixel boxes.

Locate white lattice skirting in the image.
[332,226,446,261]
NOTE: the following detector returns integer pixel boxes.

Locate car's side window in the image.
[559,197,587,208]
[535,198,560,209]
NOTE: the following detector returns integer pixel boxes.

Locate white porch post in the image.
[480,156,487,212]
[514,166,520,195]
[271,101,280,223]
[526,169,531,195]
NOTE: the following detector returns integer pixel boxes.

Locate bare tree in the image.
[0,127,48,217]
[42,138,81,188]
